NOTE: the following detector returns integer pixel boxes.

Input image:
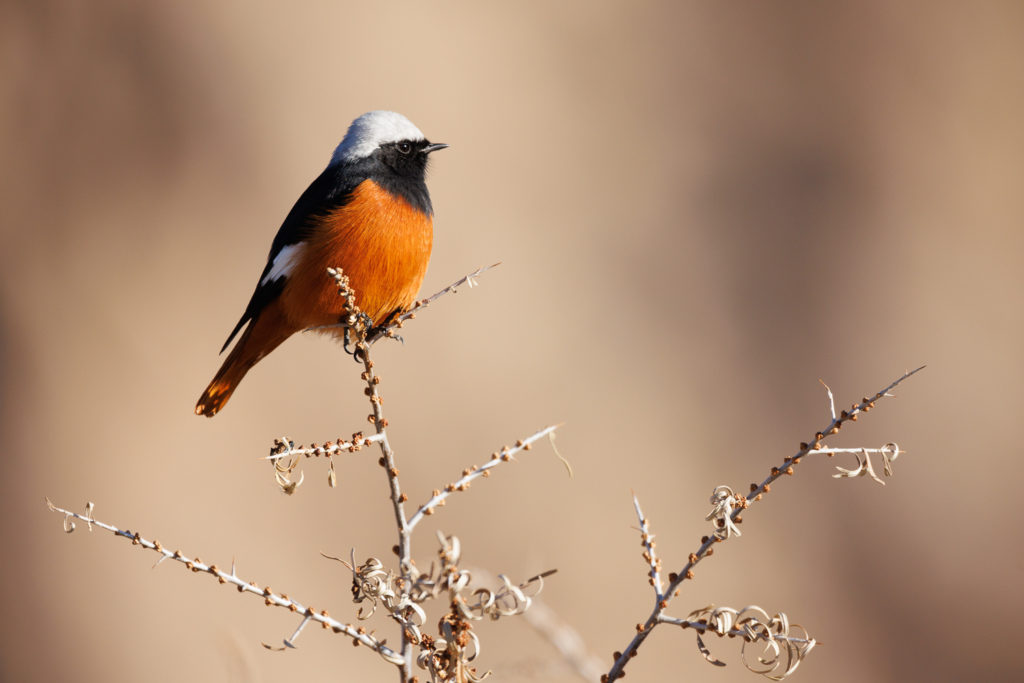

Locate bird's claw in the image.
[343,313,376,359]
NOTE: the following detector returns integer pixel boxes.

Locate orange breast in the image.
[281,179,433,333]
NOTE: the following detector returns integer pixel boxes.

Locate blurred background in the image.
[3,1,1022,681]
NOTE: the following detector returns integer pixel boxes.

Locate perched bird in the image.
[195,111,447,417]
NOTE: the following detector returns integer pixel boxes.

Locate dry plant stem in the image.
[354,334,558,678]
[328,265,536,681]
[351,340,414,680]
[311,262,500,340]
[380,263,501,338]
[408,424,559,529]
[633,494,663,600]
[655,616,814,645]
[44,500,403,662]
[348,334,558,681]
[263,433,386,462]
[356,341,411,566]
[604,366,925,682]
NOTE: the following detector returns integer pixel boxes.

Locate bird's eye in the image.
[397,142,412,155]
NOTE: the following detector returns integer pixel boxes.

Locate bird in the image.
[195,111,447,417]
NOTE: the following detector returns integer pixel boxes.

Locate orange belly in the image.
[280,178,433,334]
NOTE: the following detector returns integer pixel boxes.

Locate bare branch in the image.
[264,433,385,462]
[632,493,663,599]
[308,263,501,341]
[379,262,501,340]
[604,367,923,682]
[44,499,404,665]
[408,425,559,530]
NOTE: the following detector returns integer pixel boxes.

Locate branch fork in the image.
[604,368,923,682]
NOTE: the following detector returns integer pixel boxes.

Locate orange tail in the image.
[195,305,293,417]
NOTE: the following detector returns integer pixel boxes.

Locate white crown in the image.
[331,111,425,164]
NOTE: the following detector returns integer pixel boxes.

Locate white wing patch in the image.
[260,243,305,286]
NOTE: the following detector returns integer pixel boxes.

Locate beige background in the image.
[3,1,1022,681]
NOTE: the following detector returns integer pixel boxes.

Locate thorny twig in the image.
[309,263,502,342]
[325,533,557,682]
[322,264,544,679]
[264,433,386,462]
[376,262,501,341]
[604,367,924,682]
[44,499,404,661]
[408,425,560,530]
[315,323,558,679]
[632,494,663,599]
[318,266,557,680]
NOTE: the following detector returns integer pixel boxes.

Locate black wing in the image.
[219,162,364,353]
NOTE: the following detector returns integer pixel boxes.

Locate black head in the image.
[329,112,447,214]
[377,139,448,179]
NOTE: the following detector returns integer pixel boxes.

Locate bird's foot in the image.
[343,327,356,356]
[355,312,374,331]
[343,313,376,359]
[366,308,405,344]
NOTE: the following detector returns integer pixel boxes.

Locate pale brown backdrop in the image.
[2,1,1022,681]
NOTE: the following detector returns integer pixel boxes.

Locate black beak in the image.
[422,142,449,154]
